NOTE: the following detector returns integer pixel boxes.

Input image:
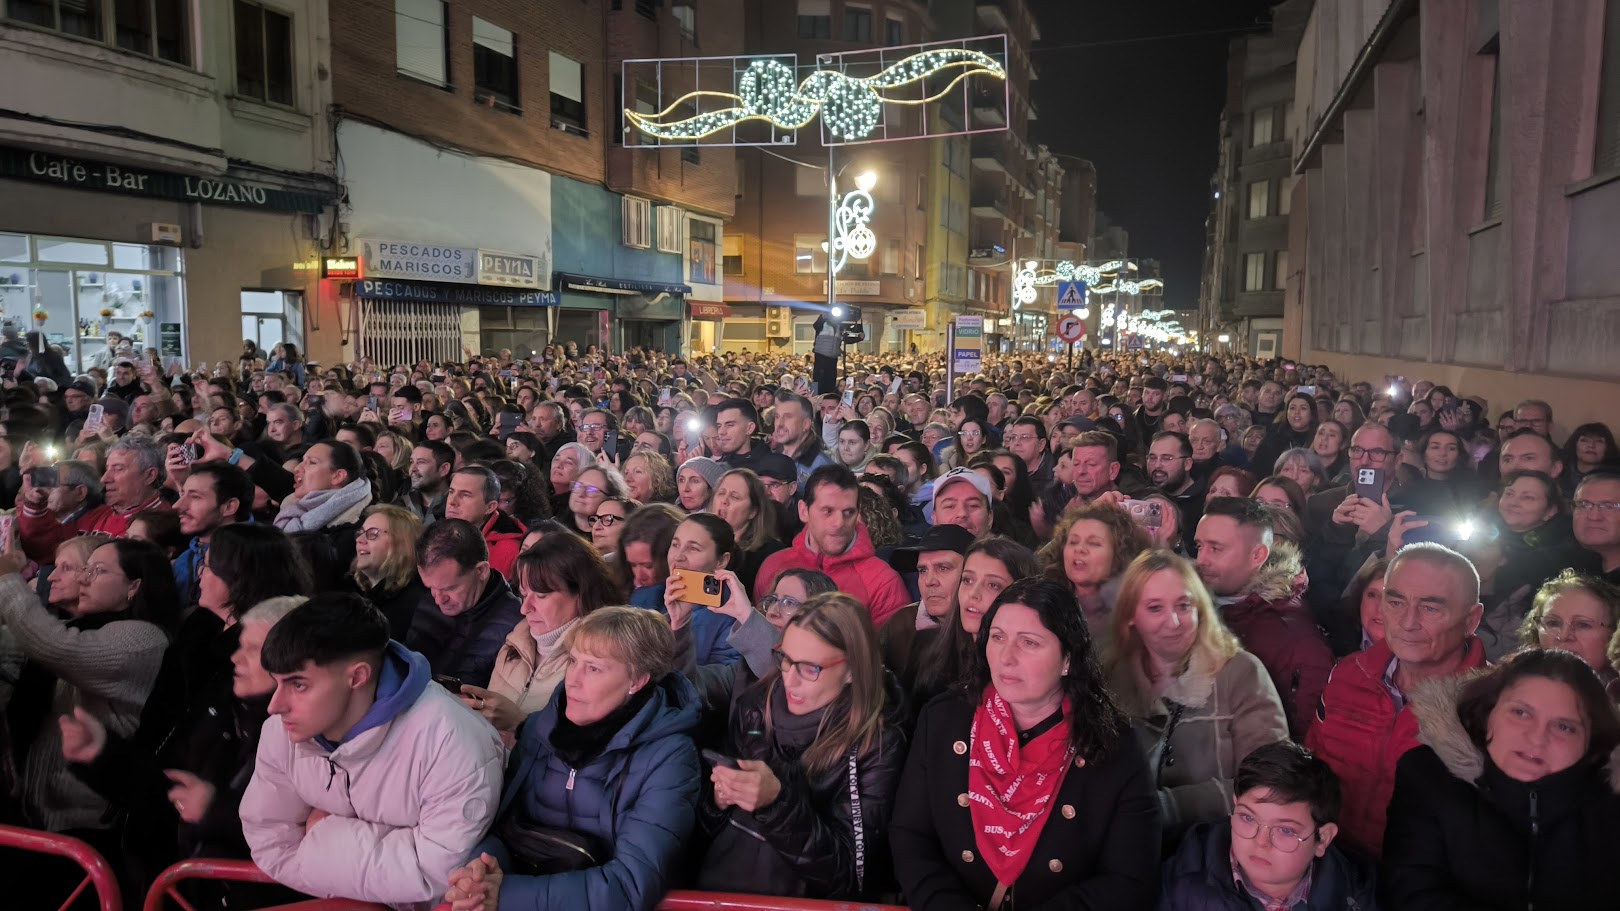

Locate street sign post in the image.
[1055,314,1084,368]
[953,315,983,375]
[1057,280,1087,310]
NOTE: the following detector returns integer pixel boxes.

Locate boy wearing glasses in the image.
[1158,742,1378,910]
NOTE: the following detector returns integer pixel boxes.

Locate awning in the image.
[554,272,692,295]
[352,278,558,307]
[689,302,732,320]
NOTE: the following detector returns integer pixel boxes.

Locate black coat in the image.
[1384,676,1620,910]
[695,674,908,901]
[403,569,522,688]
[356,573,433,641]
[890,693,1161,911]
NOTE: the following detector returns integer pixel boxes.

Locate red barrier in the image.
[142,858,388,911]
[658,893,908,911]
[0,823,122,911]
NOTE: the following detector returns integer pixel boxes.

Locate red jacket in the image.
[1305,636,1488,859]
[480,510,526,579]
[1221,588,1334,740]
[19,494,169,561]
[753,523,910,626]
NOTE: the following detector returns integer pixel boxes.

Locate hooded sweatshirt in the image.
[752,523,910,625]
[241,642,504,910]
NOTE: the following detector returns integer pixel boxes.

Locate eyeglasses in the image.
[1538,615,1615,638]
[571,482,604,496]
[354,527,387,541]
[578,423,606,433]
[760,594,804,619]
[761,478,794,493]
[1003,433,1038,444]
[1573,500,1620,512]
[771,647,847,682]
[1230,811,1314,852]
[79,564,125,583]
[588,513,624,528]
[1349,446,1397,463]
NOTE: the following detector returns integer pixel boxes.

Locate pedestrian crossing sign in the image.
[1057,281,1087,309]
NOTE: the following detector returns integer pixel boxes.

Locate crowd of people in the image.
[0,334,1616,911]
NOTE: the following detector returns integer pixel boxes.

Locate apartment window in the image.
[795,166,824,197]
[723,235,744,275]
[1243,252,1267,291]
[916,174,926,209]
[797,0,830,38]
[1246,180,1270,219]
[234,1,293,106]
[1599,0,1620,172]
[914,244,924,280]
[395,0,447,86]
[1274,250,1289,290]
[673,3,697,43]
[690,220,718,284]
[1249,106,1275,147]
[881,238,900,275]
[1278,176,1293,216]
[794,234,826,273]
[1483,49,1505,219]
[8,0,188,63]
[550,52,587,135]
[623,197,652,249]
[884,14,904,46]
[844,4,872,42]
[656,206,684,254]
[473,18,519,112]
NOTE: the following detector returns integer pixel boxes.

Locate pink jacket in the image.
[241,646,504,910]
[753,523,910,625]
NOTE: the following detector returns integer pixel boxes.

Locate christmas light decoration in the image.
[830,186,877,275]
[1014,263,1037,308]
[625,49,1006,142]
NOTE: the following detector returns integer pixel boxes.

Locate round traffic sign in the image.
[1056,315,1084,342]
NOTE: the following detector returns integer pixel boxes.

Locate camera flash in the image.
[686,416,702,432]
[1455,519,1476,541]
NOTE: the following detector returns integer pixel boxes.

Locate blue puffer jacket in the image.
[630,583,740,668]
[1157,820,1379,911]
[474,671,702,911]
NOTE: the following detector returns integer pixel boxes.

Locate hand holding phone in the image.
[1354,467,1385,502]
[701,749,740,770]
[673,568,726,608]
[84,404,105,435]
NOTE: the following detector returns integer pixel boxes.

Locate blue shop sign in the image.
[355,279,558,307]
[554,272,691,295]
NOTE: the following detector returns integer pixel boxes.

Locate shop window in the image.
[234,0,294,107]
[550,52,587,135]
[690,220,718,285]
[843,4,872,42]
[8,0,188,64]
[797,0,830,39]
[241,290,304,355]
[794,234,826,273]
[396,0,447,86]
[723,235,743,275]
[474,17,519,113]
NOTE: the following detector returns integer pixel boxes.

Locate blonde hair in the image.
[759,592,888,776]
[624,451,676,503]
[563,605,675,683]
[55,534,108,566]
[352,504,423,592]
[241,595,309,629]
[1521,569,1620,650]
[1105,550,1240,683]
[1039,501,1151,588]
[374,430,413,472]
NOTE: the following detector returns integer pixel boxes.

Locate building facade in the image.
[1203,0,1309,360]
[0,0,338,369]
[1289,0,1620,429]
[327,0,738,363]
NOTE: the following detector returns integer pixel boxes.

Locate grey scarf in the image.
[274,477,373,532]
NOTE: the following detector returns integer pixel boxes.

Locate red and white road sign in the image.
[1056,315,1085,343]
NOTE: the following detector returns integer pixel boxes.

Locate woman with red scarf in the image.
[890,577,1161,910]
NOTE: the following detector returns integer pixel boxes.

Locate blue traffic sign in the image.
[1057,281,1088,310]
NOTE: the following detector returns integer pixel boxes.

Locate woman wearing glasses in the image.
[891,577,1159,911]
[1102,551,1288,849]
[688,592,906,901]
[711,469,785,595]
[1517,570,1620,699]
[351,504,430,639]
[0,537,181,880]
[589,496,636,561]
[565,463,627,539]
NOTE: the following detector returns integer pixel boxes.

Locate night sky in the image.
[1025,0,1278,311]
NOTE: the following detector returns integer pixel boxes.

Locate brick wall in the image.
[331,0,606,185]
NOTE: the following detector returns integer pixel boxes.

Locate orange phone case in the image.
[673,568,723,607]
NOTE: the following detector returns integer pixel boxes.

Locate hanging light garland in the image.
[625,49,1006,143]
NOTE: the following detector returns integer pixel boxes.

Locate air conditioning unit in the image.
[148,223,182,245]
[765,305,789,338]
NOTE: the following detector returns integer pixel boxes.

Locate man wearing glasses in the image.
[1574,472,1620,584]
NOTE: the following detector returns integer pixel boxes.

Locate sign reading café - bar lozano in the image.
[2,146,331,213]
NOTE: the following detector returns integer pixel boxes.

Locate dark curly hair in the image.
[967,577,1129,759]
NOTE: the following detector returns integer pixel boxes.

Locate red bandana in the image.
[966,686,1074,887]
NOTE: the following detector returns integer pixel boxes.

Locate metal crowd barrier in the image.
[0,823,122,911]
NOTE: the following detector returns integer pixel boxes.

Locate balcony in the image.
[970,135,1005,173]
[975,0,1011,32]
[970,191,1015,224]
[971,87,1007,128]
